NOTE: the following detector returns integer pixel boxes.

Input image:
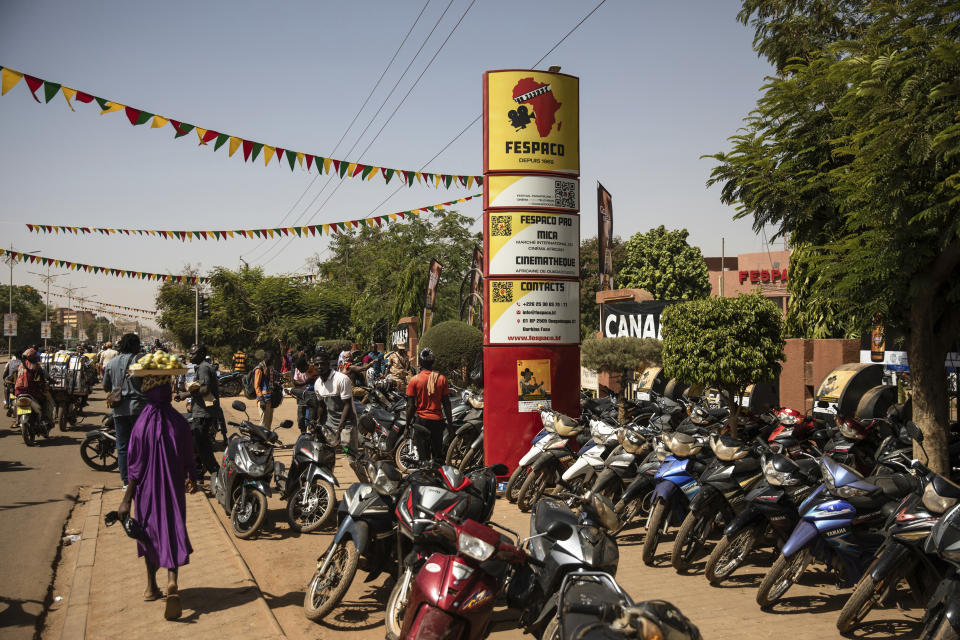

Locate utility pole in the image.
[57,283,86,347]
[4,245,39,356]
[720,237,725,297]
[28,265,65,351]
[194,285,199,346]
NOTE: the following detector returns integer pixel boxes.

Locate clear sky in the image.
[0,0,776,326]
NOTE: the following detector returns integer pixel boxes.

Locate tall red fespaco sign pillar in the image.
[482,69,581,470]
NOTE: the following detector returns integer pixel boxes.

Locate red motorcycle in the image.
[398,511,570,640]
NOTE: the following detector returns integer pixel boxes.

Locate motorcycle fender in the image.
[247,478,272,499]
[518,446,542,467]
[724,504,764,538]
[652,479,678,503]
[924,578,960,633]
[781,520,819,558]
[455,423,477,438]
[530,592,559,634]
[304,464,339,487]
[688,484,721,516]
[327,516,370,559]
[561,458,591,482]
[85,429,105,439]
[868,540,912,584]
[621,475,656,503]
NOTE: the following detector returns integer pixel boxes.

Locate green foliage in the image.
[710,0,960,465]
[315,339,352,357]
[618,226,711,301]
[1,285,53,352]
[662,294,784,435]
[579,236,627,339]
[581,337,662,376]
[418,321,482,383]
[314,208,480,343]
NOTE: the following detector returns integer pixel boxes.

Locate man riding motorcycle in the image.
[14,348,54,428]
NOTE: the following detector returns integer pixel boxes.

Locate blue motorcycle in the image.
[755,455,917,609]
[641,430,710,565]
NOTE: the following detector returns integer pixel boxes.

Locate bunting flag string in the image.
[58,301,156,322]
[24,195,480,240]
[45,291,157,316]
[0,64,483,189]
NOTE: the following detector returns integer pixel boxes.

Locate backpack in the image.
[242,367,258,400]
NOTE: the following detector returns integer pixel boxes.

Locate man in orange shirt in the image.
[405,349,453,467]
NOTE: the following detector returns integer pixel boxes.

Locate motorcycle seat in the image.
[533,498,578,535]
[868,473,918,500]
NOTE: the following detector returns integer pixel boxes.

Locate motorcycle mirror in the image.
[544,521,572,541]
[490,463,508,476]
[231,400,247,412]
[278,419,294,429]
[906,421,924,443]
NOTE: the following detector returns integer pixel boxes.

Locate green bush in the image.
[315,339,352,357]
[418,321,482,383]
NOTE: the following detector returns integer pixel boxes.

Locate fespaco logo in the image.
[505,78,565,157]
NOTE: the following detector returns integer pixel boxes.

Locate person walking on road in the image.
[232,348,246,373]
[314,354,356,446]
[117,375,197,620]
[102,334,147,487]
[177,344,219,483]
[405,349,453,466]
[253,351,276,428]
[99,341,118,375]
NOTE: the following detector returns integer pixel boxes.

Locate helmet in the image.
[188,343,208,363]
[776,407,804,425]
[418,348,435,369]
[22,348,38,362]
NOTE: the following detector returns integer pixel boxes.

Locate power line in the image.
[242,0,433,262]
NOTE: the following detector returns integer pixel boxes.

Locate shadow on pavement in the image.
[316,581,392,632]
[848,616,922,639]
[766,590,847,615]
[0,594,44,630]
[173,584,262,623]
[0,493,76,512]
[0,459,33,472]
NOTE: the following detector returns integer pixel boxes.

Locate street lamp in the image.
[28,266,66,351]
[4,245,39,357]
[56,283,86,346]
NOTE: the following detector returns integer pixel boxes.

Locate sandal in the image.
[143,587,162,602]
[163,585,181,620]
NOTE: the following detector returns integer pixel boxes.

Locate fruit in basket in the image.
[135,350,183,370]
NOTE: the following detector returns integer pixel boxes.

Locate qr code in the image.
[491,282,513,303]
[555,180,576,209]
[491,216,512,237]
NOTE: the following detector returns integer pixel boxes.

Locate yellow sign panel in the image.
[487,279,579,344]
[484,70,579,174]
[517,359,551,412]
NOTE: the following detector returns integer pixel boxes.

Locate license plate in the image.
[16,407,31,415]
[637,391,650,401]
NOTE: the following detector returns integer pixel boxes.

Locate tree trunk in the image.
[908,302,951,474]
[726,384,740,439]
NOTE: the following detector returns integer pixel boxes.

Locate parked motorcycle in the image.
[217,370,244,398]
[920,500,960,639]
[516,408,587,512]
[211,400,293,539]
[80,415,118,471]
[304,460,404,621]
[355,396,430,474]
[504,417,566,504]
[445,389,484,468]
[560,416,620,493]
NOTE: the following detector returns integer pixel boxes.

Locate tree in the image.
[661,294,785,437]
[1,285,49,353]
[618,226,711,301]
[418,321,482,384]
[708,0,960,471]
[579,236,626,339]
[581,336,662,421]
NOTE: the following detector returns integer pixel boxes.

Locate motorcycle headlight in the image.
[922,482,959,515]
[836,485,870,498]
[458,532,494,561]
[762,459,799,487]
[837,417,866,440]
[655,440,668,462]
[371,462,402,495]
[539,410,554,430]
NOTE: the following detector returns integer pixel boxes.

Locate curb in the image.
[199,491,287,638]
[59,484,104,640]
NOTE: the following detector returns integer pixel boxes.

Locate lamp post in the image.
[28,266,65,351]
[4,245,39,356]
[56,283,86,347]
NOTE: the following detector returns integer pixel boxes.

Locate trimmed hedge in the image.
[418,321,482,383]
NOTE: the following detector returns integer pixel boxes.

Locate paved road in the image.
[0,381,115,640]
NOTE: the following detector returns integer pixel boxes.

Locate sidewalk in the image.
[57,486,286,640]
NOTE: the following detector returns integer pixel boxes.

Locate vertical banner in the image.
[3,313,17,337]
[40,321,51,339]
[63,324,73,341]
[598,182,614,291]
[467,246,483,326]
[421,259,443,336]
[483,69,581,471]
[79,329,88,342]
[96,330,104,344]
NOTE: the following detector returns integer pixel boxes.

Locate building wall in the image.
[707,249,791,315]
[779,338,860,410]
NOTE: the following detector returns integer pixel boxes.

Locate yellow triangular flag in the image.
[322,224,329,235]
[1,68,23,95]
[367,166,378,180]
[264,145,276,166]
[346,162,357,177]
[415,172,423,183]
[435,174,442,187]
[323,157,333,174]
[226,230,235,238]
[60,86,77,111]
[151,115,168,128]
[389,213,398,221]
[195,127,208,144]
[296,152,305,168]
[100,101,124,115]
[467,175,474,189]
[228,136,242,157]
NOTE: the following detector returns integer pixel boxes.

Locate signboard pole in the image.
[482,69,581,471]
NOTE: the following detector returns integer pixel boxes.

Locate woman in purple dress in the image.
[118,377,197,620]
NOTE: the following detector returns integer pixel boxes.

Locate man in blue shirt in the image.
[102,333,145,488]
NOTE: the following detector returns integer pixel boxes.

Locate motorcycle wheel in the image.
[641,501,668,566]
[21,420,35,447]
[517,464,549,512]
[80,435,118,471]
[505,465,529,503]
[384,567,414,640]
[287,479,336,533]
[231,489,267,539]
[836,573,888,634]
[445,433,469,468]
[704,528,759,585]
[394,437,419,473]
[928,614,960,640]
[303,538,359,621]
[613,491,650,535]
[56,406,68,431]
[756,550,809,609]
[221,379,243,398]
[672,511,715,573]
[542,617,560,640]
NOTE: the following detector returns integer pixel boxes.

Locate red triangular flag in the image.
[23,75,43,102]
[242,140,253,162]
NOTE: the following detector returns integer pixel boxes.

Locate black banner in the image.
[601,300,678,340]
[467,246,482,326]
[597,182,614,290]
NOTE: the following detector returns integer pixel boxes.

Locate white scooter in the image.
[560,417,620,492]
[504,407,580,503]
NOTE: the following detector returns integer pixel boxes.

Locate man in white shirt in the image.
[314,354,356,445]
[98,342,119,374]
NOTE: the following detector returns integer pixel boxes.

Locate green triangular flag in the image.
[444,174,452,189]
[294,227,303,237]
[213,133,229,151]
[287,151,297,171]
[407,172,415,187]
[254,230,262,238]
[250,142,263,162]
[338,222,347,231]
[174,123,194,138]
[476,176,483,185]
[135,110,153,125]
[384,168,394,183]
[315,156,325,172]
[339,162,349,178]
[361,165,374,180]
[94,97,110,111]
[43,81,62,103]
